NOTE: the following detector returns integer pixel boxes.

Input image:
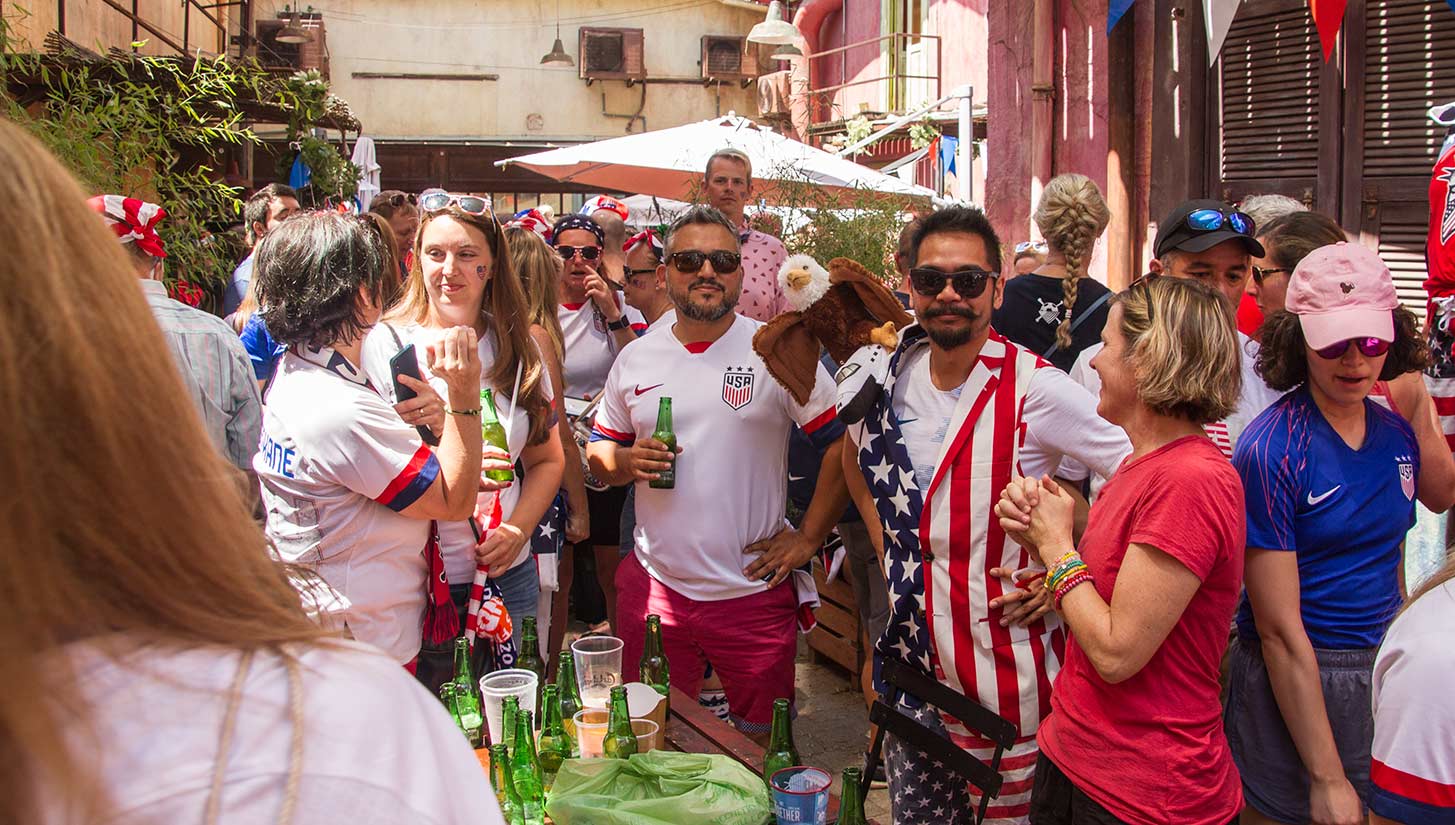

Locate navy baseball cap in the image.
[1154,199,1265,258]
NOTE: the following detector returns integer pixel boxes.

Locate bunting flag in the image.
[1309,0,1348,61]
[1204,0,1242,66]
[1107,0,1136,32]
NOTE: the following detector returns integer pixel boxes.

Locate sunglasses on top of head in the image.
[907,266,997,299]
[668,249,741,275]
[1314,337,1391,360]
[419,191,493,218]
[555,244,602,261]
[1184,208,1254,236]
[380,192,418,208]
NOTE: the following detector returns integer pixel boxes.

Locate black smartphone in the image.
[389,343,440,446]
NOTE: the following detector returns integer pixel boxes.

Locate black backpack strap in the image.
[1042,289,1113,360]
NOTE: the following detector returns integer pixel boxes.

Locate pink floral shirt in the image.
[737,225,790,322]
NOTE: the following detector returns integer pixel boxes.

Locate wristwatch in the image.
[605,316,632,331]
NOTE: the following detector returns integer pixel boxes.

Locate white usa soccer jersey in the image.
[591,313,844,602]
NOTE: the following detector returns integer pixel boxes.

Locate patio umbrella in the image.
[497,113,935,208]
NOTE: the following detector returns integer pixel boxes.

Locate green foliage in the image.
[0,22,355,303]
[908,117,940,151]
[843,115,873,150]
[272,70,359,203]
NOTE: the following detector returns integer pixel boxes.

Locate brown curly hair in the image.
[1255,307,1428,392]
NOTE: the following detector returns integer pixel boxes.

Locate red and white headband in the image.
[87,195,168,258]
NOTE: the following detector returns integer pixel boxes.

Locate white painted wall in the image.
[252,0,767,140]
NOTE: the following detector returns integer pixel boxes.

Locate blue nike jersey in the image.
[1233,386,1419,649]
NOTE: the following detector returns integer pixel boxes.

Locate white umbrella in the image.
[497,113,935,208]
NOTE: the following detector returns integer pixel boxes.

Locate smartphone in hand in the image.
[389,343,440,446]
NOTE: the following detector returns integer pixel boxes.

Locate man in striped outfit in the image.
[839,207,1128,824]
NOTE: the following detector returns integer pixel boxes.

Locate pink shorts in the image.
[615,552,797,733]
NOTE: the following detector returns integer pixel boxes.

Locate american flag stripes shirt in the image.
[853,328,1065,824]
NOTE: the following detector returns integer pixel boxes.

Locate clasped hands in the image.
[989,475,1079,625]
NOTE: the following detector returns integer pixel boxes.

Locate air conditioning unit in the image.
[579,27,646,83]
[255,15,329,79]
[701,35,755,81]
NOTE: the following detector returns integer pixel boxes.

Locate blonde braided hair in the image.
[1033,174,1111,351]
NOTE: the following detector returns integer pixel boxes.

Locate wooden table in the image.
[478,686,878,824]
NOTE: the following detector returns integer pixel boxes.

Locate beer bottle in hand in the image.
[511,710,546,823]
[451,638,483,746]
[603,685,639,759]
[537,684,574,791]
[518,616,546,711]
[557,651,583,744]
[480,388,514,483]
[638,614,670,716]
[838,767,868,825]
[762,698,800,784]
[649,397,675,489]
[489,743,524,825]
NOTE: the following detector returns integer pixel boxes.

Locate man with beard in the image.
[587,205,849,741]
[837,206,1127,824]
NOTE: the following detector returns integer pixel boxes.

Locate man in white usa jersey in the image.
[587,205,849,741]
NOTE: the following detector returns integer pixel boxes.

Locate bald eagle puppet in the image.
[752,254,912,405]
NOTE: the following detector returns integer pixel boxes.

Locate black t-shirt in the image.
[992,273,1112,372]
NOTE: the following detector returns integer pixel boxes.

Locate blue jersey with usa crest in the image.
[1233,386,1419,649]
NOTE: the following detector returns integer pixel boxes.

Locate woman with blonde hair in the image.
[998,277,1247,825]
[362,194,564,688]
[0,121,501,824]
[993,173,1113,372]
[504,223,591,667]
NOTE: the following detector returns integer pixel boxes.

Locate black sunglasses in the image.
[626,267,659,278]
[380,192,417,208]
[669,249,741,275]
[556,244,602,261]
[908,267,996,299]
[1252,265,1290,284]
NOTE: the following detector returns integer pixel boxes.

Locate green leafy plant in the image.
[908,117,940,151]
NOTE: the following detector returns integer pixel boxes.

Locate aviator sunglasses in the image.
[668,249,742,274]
[908,266,996,299]
[1314,337,1391,360]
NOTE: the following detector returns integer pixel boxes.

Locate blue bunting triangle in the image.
[1108,0,1136,32]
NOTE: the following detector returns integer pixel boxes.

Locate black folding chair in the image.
[861,658,1019,825]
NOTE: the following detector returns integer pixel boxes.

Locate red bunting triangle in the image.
[1308,0,1347,61]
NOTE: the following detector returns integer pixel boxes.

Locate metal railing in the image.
[805,32,941,117]
[70,0,252,58]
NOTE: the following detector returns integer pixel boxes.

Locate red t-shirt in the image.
[1236,293,1263,338]
[1425,140,1455,301]
[1038,435,1246,825]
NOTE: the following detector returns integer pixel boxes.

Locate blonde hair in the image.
[359,211,404,312]
[1115,277,1242,423]
[504,227,565,362]
[388,208,553,444]
[706,148,753,180]
[1034,174,1111,350]
[0,119,327,825]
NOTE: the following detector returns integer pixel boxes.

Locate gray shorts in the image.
[839,520,890,646]
[1223,636,1376,824]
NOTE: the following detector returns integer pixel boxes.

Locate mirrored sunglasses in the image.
[419,192,492,216]
[1185,208,1254,236]
[1314,337,1391,360]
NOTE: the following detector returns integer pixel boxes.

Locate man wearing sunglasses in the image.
[701,149,790,323]
[621,230,674,334]
[1064,199,1282,465]
[587,205,849,743]
[835,206,1128,824]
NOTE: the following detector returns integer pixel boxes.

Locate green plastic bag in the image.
[544,750,772,825]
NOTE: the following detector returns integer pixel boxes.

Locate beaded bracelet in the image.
[1045,550,1084,592]
[1053,569,1094,607]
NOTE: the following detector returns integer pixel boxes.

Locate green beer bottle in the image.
[518,616,546,712]
[451,638,483,747]
[638,614,670,716]
[501,694,520,754]
[762,698,800,784]
[480,388,515,483]
[438,681,470,745]
[649,397,675,489]
[837,767,868,825]
[489,742,524,825]
[511,710,546,824]
[602,685,639,759]
[536,684,575,791]
[557,651,583,739]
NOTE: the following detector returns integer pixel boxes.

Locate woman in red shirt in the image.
[998,276,1247,825]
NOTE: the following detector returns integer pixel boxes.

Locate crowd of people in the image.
[8,102,1455,825]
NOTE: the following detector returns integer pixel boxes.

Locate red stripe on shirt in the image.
[593,424,635,443]
[682,341,712,354]
[985,352,1021,732]
[1372,758,1455,806]
[803,407,837,434]
[561,302,585,311]
[375,444,433,506]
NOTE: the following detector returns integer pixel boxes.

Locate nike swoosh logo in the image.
[898,418,918,425]
[1306,486,1341,506]
[788,474,806,482]
[634,383,664,396]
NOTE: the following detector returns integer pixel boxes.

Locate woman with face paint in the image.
[362,194,564,690]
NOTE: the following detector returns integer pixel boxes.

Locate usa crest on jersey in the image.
[722,366,754,410]
[1399,460,1415,500]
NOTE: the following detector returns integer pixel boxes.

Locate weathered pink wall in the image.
[935,0,990,102]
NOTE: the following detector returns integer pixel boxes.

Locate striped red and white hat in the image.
[580,195,629,221]
[87,194,168,258]
[506,208,553,244]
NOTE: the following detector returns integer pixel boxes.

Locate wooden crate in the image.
[806,556,861,677]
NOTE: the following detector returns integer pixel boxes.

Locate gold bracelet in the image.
[445,407,481,417]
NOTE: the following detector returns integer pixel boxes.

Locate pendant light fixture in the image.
[540,0,574,67]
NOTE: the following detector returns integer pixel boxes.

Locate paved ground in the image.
[792,640,893,823]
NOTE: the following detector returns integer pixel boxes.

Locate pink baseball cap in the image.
[1285,242,1399,349]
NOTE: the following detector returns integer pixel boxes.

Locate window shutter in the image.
[1218,1,1322,186]
[1363,1,1455,179]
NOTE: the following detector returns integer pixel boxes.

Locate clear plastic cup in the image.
[571,636,623,709]
[573,708,611,758]
[479,668,538,746]
[630,718,659,752]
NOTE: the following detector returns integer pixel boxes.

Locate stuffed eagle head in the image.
[780,253,832,312]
